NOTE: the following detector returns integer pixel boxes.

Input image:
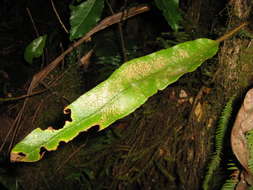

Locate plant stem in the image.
[216,21,249,43]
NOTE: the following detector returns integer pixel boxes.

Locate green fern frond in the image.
[220,179,237,190]
[221,162,239,190]
[203,96,235,190]
[97,55,122,67]
[246,129,253,173]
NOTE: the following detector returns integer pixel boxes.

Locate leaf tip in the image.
[10,152,26,162]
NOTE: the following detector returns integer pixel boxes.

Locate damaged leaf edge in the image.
[10,38,219,162]
[10,114,100,162]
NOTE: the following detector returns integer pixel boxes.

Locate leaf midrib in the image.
[23,40,218,160]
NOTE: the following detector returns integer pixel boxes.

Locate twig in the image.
[78,49,93,68]
[106,0,128,61]
[26,8,39,37]
[2,83,58,154]
[216,21,249,43]
[55,142,87,172]
[29,4,150,90]
[50,0,69,34]
[41,81,70,104]
[32,98,45,125]
[26,7,45,68]
[59,42,65,69]
[3,102,25,154]
[188,21,250,123]
[0,88,48,102]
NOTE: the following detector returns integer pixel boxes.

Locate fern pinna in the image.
[203,96,235,190]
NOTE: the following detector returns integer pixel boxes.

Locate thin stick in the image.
[0,113,19,154]
[26,7,45,68]
[50,0,69,34]
[29,4,150,90]
[106,0,128,61]
[55,142,87,172]
[26,8,39,37]
[59,42,65,69]
[216,21,249,43]
[32,98,44,125]
[188,21,250,124]
[0,88,48,102]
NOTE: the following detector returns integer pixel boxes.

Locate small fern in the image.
[221,162,239,190]
[203,96,235,190]
[220,179,237,190]
[97,55,122,67]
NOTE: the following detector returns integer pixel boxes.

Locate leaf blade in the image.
[155,0,182,31]
[11,38,219,162]
[24,35,47,64]
[69,0,104,40]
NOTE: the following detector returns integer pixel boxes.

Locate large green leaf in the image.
[155,0,182,31]
[69,0,104,41]
[11,38,219,162]
[24,35,47,64]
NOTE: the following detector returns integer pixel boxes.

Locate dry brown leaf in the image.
[79,49,93,69]
[231,88,253,186]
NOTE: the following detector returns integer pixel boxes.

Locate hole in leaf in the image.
[63,110,72,122]
[18,152,26,157]
[58,141,68,149]
[87,125,100,134]
[64,108,71,115]
[39,147,47,157]
[48,110,72,130]
[74,125,101,142]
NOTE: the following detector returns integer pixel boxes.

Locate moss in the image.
[238,44,253,88]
